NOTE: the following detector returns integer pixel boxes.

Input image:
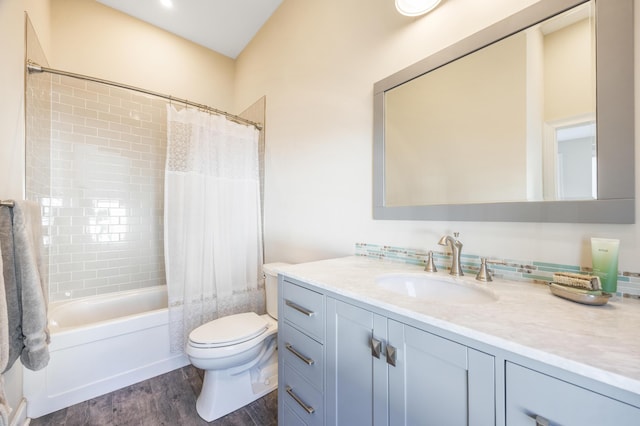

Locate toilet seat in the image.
[186,314,277,362]
[188,312,268,349]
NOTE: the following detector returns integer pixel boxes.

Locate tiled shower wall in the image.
[43,75,168,301]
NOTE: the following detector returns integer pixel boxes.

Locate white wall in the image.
[235,0,639,272]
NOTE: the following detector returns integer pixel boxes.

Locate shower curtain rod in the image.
[0,200,15,208]
[26,61,263,130]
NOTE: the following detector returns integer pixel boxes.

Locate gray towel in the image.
[0,207,20,373]
[12,201,49,371]
[0,222,9,426]
[0,201,49,373]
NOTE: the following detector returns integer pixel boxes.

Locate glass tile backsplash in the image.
[355,243,640,296]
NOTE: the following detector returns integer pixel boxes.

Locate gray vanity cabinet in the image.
[279,270,640,426]
[326,297,495,426]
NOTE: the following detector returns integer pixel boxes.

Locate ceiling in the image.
[96,0,283,59]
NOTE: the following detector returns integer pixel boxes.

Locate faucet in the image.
[438,232,463,276]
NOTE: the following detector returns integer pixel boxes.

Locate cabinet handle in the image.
[286,385,315,414]
[371,337,382,359]
[386,343,397,367]
[534,415,550,426]
[285,299,315,316]
[285,343,315,365]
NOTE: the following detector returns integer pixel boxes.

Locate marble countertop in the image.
[279,256,640,396]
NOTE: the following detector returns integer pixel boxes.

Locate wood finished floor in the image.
[30,366,277,426]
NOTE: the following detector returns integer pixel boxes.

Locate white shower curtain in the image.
[164,105,263,353]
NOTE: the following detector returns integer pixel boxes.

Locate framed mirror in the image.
[373,0,634,223]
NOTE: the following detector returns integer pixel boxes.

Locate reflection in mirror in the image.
[548,120,596,200]
[384,1,595,206]
[373,0,634,223]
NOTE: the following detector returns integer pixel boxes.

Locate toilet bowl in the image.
[186,262,289,422]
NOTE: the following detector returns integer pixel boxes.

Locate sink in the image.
[375,273,498,304]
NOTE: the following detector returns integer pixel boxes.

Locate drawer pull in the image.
[285,299,315,317]
[371,337,382,359]
[534,415,550,426]
[286,343,315,365]
[286,385,315,414]
[386,343,397,367]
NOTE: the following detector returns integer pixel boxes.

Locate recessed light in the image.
[160,0,173,8]
[395,0,442,16]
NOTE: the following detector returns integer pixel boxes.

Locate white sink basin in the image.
[375,273,498,304]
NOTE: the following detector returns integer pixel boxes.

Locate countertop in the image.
[279,256,640,396]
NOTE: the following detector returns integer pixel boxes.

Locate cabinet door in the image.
[506,362,640,426]
[388,320,470,426]
[326,298,389,426]
[327,298,495,426]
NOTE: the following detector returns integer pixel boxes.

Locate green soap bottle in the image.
[591,237,619,294]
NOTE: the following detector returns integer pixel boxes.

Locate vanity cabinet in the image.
[325,297,495,426]
[506,362,640,426]
[278,271,640,426]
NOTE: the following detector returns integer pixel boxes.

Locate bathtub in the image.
[23,286,189,418]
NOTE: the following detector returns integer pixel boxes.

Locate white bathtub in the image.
[23,286,189,418]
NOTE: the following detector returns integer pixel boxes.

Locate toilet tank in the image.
[263,263,290,320]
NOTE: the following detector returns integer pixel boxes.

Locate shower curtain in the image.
[164,106,263,353]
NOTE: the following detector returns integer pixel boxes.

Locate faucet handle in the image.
[476,258,492,282]
[424,251,437,272]
[475,258,505,282]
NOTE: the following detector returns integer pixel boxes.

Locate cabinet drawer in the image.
[283,402,308,426]
[282,322,324,390]
[506,362,640,426]
[283,280,324,342]
[283,365,324,426]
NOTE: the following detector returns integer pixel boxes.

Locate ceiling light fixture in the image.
[160,0,173,8]
[395,0,442,16]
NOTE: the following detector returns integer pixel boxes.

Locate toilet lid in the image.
[189,312,268,346]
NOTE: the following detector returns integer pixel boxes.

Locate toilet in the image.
[186,263,288,422]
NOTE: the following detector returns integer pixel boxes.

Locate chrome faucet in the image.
[438,232,463,276]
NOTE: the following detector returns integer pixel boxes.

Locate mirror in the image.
[373,0,634,223]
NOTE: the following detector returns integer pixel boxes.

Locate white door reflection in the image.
[555,121,596,200]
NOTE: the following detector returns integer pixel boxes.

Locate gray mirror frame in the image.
[373,0,634,223]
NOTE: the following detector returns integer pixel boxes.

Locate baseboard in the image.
[10,398,28,426]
